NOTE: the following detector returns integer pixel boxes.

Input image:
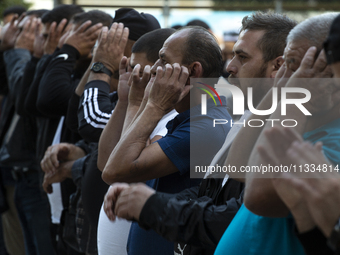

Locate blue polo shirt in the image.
[127,97,232,255]
[214,118,340,255]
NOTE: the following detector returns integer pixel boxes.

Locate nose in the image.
[226,57,238,75]
[150,59,162,76]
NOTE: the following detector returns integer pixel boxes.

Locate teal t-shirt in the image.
[214,204,305,255]
[215,118,340,255]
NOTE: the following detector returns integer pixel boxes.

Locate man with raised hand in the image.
[215,13,340,255]
[103,12,296,255]
[101,26,231,255]
[0,10,55,255]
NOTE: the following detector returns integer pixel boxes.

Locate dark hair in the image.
[3,6,26,18]
[132,28,176,63]
[26,9,49,18]
[171,24,183,30]
[241,12,297,62]
[72,10,113,27]
[186,19,210,30]
[180,27,223,78]
[41,4,84,25]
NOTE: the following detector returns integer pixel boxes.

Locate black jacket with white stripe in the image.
[78,80,118,143]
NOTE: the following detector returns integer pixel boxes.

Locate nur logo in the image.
[196,82,223,115]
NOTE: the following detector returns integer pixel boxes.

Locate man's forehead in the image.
[162,30,188,49]
[233,29,265,54]
[130,52,147,64]
[283,40,310,60]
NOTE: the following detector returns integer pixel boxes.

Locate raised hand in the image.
[33,21,45,58]
[273,63,293,89]
[257,127,315,232]
[64,20,103,57]
[117,56,132,102]
[15,17,40,53]
[128,64,151,105]
[57,30,70,49]
[43,19,68,55]
[285,46,340,115]
[282,141,340,237]
[147,63,190,113]
[0,15,20,51]
[93,22,129,73]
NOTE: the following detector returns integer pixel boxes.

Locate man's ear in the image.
[188,61,203,78]
[270,56,284,78]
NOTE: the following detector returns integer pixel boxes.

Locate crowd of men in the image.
[0,3,339,255]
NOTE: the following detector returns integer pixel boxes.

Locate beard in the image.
[228,62,270,109]
[227,74,240,86]
[251,62,271,107]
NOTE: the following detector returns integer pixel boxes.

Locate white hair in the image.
[287,13,338,48]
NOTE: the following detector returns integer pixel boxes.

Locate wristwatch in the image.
[91,62,113,77]
[328,218,340,251]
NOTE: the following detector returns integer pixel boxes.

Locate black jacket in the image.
[139,177,244,255]
[0,49,38,170]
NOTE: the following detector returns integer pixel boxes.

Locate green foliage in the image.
[0,0,31,20]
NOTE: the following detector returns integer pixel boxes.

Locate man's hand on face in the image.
[92,22,129,73]
[128,64,151,105]
[43,19,68,55]
[0,14,20,51]
[273,63,293,89]
[42,160,74,194]
[147,63,190,113]
[116,56,132,103]
[257,127,315,232]
[114,183,156,221]
[40,143,86,174]
[65,20,103,57]
[281,141,340,238]
[285,46,340,115]
[33,21,44,58]
[15,17,40,53]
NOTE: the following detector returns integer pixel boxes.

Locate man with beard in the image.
[215,12,339,255]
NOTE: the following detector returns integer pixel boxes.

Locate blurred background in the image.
[1,0,338,48]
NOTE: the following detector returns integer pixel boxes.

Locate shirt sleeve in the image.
[139,189,243,249]
[25,54,53,117]
[157,120,190,175]
[78,80,114,143]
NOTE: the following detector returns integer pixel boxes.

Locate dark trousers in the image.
[14,170,55,255]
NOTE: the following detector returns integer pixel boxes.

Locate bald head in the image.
[177,27,223,78]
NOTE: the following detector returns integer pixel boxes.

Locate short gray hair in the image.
[287,13,338,49]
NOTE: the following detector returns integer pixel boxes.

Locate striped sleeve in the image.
[78,80,114,142]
